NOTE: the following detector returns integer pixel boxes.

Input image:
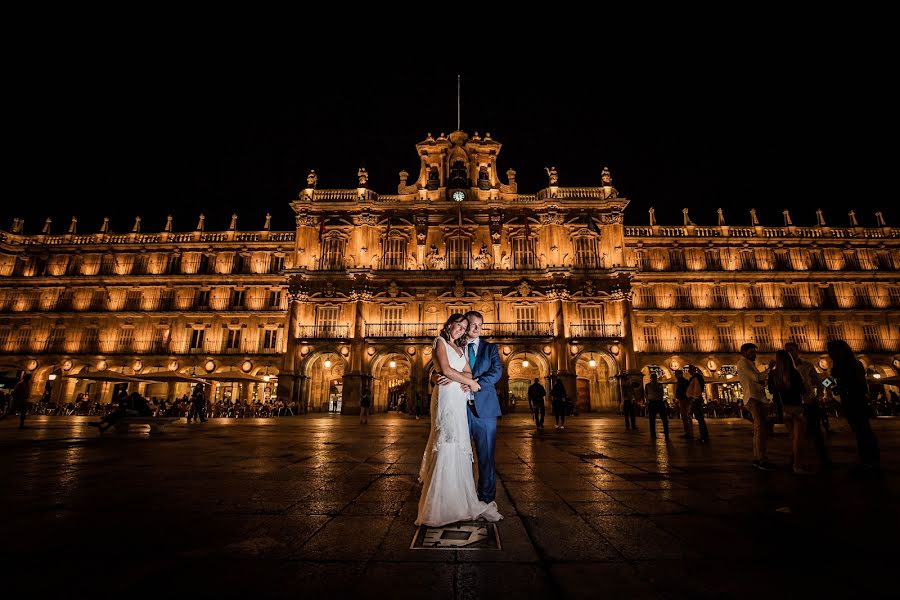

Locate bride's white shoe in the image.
[479,501,503,522]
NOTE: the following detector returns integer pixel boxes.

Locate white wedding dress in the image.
[415,336,503,527]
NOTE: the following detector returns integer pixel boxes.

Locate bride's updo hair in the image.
[440,313,468,345]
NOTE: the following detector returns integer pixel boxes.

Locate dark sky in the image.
[10,56,894,234]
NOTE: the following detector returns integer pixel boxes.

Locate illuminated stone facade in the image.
[2,130,898,412]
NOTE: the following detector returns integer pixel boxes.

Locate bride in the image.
[416,314,503,527]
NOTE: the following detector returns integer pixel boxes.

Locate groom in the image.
[435,310,503,503]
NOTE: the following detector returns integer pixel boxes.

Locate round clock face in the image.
[451,190,466,202]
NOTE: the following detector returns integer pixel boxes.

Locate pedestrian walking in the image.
[527,378,546,430]
[645,373,669,439]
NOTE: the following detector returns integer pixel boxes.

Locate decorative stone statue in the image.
[601,166,612,186]
[307,170,317,188]
[357,168,368,187]
[426,244,445,269]
[545,166,559,186]
[473,244,493,269]
[517,280,532,297]
[229,213,238,231]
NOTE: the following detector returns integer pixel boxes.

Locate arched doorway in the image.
[507,350,549,414]
[371,351,412,413]
[575,351,618,411]
[303,352,346,413]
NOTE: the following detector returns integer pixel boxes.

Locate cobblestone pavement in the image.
[2,414,899,599]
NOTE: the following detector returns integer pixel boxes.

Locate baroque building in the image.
[1,130,899,413]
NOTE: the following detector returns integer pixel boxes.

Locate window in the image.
[637,251,653,271]
[316,306,340,336]
[773,251,791,270]
[125,290,142,311]
[752,325,771,350]
[267,291,282,309]
[189,329,205,351]
[642,327,660,352]
[382,238,406,269]
[447,237,470,269]
[47,328,66,352]
[167,254,182,274]
[233,254,248,274]
[0,329,9,352]
[826,324,844,341]
[16,329,32,352]
[712,286,728,309]
[782,286,801,308]
[680,326,697,351]
[574,237,599,268]
[226,329,242,351]
[863,325,880,350]
[788,325,808,350]
[668,249,686,271]
[717,326,735,352]
[100,255,116,275]
[82,328,100,353]
[705,249,723,271]
[150,328,166,353]
[843,250,860,270]
[90,290,106,311]
[808,250,826,270]
[383,306,404,335]
[231,290,246,309]
[889,287,900,308]
[819,286,838,308]
[269,255,285,273]
[118,329,135,352]
[637,287,656,308]
[321,238,346,270]
[853,286,871,308]
[748,286,764,307]
[196,290,210,308]
[579,305,605,336]
[133,255,148,275]
[675,287,693,309]
[263,330,278,350]
[740,251,757,270]
[515,306,538,334]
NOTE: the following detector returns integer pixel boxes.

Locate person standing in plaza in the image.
[645,372,669,440]
[0,372,32,429]
[768,350,809,474]
[551,379,568,429]
[686,366,709,443]
[785,342,832,469]
[674,370,692,439]
[828,339,880,473]
[737,343,776,470]
[359,386,371,424]
[527,377,546,430]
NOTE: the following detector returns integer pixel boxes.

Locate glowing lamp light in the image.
[726,374,734,379]
[48,373,57,381]
[324,359,332,368]
[522,360,530,368]
[263,374,271,382]
[873,373,882,379]
[588,353,597,368]
[389,360,397,368]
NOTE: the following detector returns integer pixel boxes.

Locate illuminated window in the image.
[47,328,66,352]
[712,286,728,309]
[717,326,735,352]
[680,326,697,351]
[81,328,100,353]
[118,329,134,352]
[782,286,801,308]
[382,238,406,269]
[642,327,659,352]
[516,306,538,334]
[668,249,686,271]
[788,326,808,351]
[447,237,470,269]
[316,306,340,336]
[382,306,404,335]
[579,305,605,336]
[752,325,771,351]
[321,238,346,271]
[574,237,599,268]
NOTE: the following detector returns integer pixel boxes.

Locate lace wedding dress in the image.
[415,336,503,527]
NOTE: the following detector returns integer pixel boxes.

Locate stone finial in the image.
[783,209,793,227]
[399,169,409,187]
[649,207,657,226]
[717,208,726,226]
[848,210,859,227]
[425,132,434,141]
[197,214,205,232]
[682,208,693,226]
[229,213,238,231]
[10,218,23,233]
[132,216,142,233]
[264,213,272,230]
[816,208,826,226]
[42,217,52,234]
[506,168,516,184]
[68,216,77,234]
[165,215,173,232]
[875,211,886,227]
[357,167,369,187]
[545,166,559,186]
[750,208,759,226]
[306,169,317,188]
[100,217,110,233]
[601,166,612,186]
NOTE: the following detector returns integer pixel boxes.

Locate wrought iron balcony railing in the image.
[569,324,622,338]
[297,325,351,339]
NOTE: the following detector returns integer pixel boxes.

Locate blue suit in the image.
[465,338,502,502]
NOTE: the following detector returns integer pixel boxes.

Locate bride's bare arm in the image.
[435,339,479,388]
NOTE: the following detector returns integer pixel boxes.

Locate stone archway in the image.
[506,350,550,413]
[302,352,347,413]
[574,350,619,411]
[371,351,412,413]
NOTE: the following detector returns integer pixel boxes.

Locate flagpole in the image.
[457,74,461,130]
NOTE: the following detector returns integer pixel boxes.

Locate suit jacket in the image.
[469,338,502,418]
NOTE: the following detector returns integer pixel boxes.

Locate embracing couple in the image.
[415,311,504,527]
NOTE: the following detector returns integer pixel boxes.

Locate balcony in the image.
[483,322,554,337]
[365,323,440,338]
[569,324,622,339]
[297,325,350,339]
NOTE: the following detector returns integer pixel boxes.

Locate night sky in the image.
[10,57,893,234]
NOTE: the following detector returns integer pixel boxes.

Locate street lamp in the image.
[389,360,396,368]
[48,373,57,381]
[324,358,332,368]
[588,353,597,368]
[522,356,529,368]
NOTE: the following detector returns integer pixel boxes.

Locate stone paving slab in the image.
[2,413,899,598]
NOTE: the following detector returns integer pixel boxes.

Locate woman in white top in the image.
[416,314,503,527]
